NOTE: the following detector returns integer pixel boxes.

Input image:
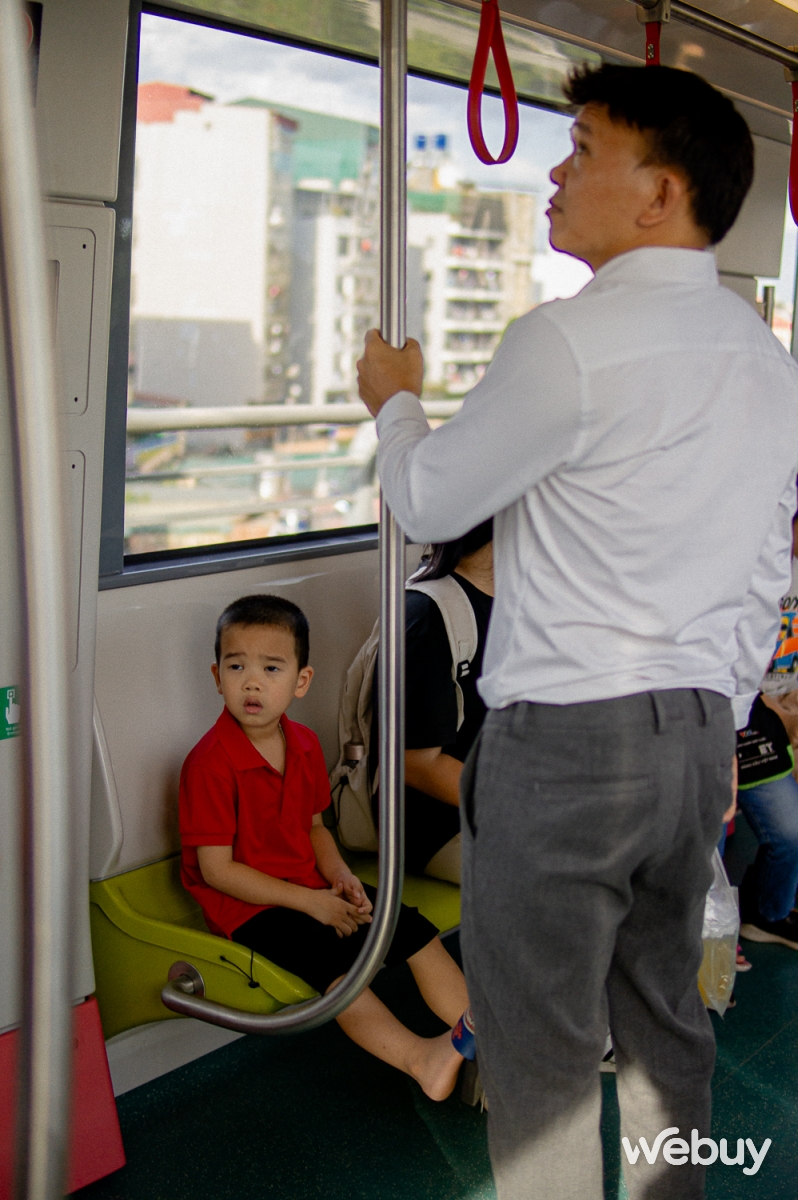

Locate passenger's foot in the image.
[735,944,752,971]
[740,909,798,949]
[410,1030,464,1101]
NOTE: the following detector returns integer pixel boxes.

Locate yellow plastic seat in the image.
[90,856,316,1039]
[90,854,461,1040]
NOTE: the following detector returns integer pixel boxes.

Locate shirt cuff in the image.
[375,390,426,434]
[732,691,757,731]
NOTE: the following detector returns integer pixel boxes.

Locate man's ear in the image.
[294,665,314,699]
[211,662,223,694]
[636,167,691,230]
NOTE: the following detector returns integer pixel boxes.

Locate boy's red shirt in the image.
[179,707,330,938]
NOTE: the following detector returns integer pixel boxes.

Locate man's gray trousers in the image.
[460,689,734,1200]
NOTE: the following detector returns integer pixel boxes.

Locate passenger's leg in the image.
[331,978,463,1100]
[608,692,733,1200]
[460,691,731,1200]
[424,833,462,883]
[461,699,647,1200]
[405,935,469,1025]
[737,775,798,923]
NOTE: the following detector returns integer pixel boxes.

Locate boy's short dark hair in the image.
[215,594,310,669]
[563,64,754,245]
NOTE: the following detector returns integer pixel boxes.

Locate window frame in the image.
[100,0,570,585]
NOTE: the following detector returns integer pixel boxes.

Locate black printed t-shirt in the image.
[372,572,493,874]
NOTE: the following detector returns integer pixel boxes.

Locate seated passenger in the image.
[735,505,798,950]
[373,520,493,883]
[179,593,470,1100]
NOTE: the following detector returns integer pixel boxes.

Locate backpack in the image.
[329,574,479,852]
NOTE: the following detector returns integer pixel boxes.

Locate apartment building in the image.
[408,183,536,394]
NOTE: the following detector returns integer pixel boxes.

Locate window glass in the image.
[758,201,797,353]
[158,0,595,109]
[125,13,589,555]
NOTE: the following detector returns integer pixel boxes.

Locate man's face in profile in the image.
[546,101,698,270]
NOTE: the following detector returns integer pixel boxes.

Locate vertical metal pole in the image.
[0,2,74,1197]
[378,0,406,945]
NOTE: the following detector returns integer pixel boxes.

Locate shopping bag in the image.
[697,849,739,1017]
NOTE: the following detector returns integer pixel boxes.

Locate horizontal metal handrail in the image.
[667,0,798,71]
[126,453,377,481]
[127,399,462,434]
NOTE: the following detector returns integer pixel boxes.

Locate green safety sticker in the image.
[1,686,20,740]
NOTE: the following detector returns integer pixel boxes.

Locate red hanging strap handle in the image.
[467,0,519,165]
[644,21,661,65]
[786,61,798,225]
[637,0,669,67]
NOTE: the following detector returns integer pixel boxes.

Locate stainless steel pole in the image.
[0,3,74,1198]
[376,0,408,956]
[162,0,408,1033]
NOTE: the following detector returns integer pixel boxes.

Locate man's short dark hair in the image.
[215,594,310,669]
[563,64,754,245]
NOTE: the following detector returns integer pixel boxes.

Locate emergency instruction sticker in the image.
[1,687,20,740]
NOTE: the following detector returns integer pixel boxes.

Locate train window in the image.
[758,206,796,350]
[121,10,592,559]
[115,7,798,566]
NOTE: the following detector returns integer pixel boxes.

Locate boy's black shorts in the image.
[232,884,439,994]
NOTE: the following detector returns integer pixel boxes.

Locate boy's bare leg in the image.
[406,936,469,1026]
[330,978,463,1101]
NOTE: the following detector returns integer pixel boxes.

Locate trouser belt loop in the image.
[649,691,665,735]
[694,689,709,727]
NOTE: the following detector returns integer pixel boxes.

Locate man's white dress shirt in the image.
[375,248,798,727]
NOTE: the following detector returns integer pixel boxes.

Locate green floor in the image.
[74,925,798,1200]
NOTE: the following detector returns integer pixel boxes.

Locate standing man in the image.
[357,65,798,1200]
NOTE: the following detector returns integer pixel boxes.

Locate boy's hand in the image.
[304,884,373,938]
[332,871,373,916]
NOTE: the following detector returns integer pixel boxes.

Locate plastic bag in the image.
[697,849,739,1017]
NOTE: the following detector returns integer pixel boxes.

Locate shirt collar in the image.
[585,246,718,294]
[214,706,306,772]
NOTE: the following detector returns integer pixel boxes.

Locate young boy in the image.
[179,593,470,1100]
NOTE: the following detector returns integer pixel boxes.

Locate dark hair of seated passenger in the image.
[563,64,753,246]
[215,593,310,669]
[414,518,493,582]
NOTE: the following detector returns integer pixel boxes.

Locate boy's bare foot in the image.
[410,1029,464,1101]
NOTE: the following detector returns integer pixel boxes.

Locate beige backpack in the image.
[329,575,478,851]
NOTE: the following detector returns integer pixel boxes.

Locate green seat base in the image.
[90,856,316,1040]
[90,854,461,1041]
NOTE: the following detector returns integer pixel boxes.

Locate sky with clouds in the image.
[139,11,796,311]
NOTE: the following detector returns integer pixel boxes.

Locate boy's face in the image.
[211,622,313,736]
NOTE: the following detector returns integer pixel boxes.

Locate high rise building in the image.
[131,83,296,415]
[234,105,381,408]
[408,185,536,394]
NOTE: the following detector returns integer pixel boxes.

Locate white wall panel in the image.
[716,135,789,281]
[36,0,128,202]
[92,549,388,877]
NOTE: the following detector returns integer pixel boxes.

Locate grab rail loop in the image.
[467,0,519,164]
[161,0,409,1036]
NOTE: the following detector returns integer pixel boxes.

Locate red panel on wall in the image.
[0,996,125,1197]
